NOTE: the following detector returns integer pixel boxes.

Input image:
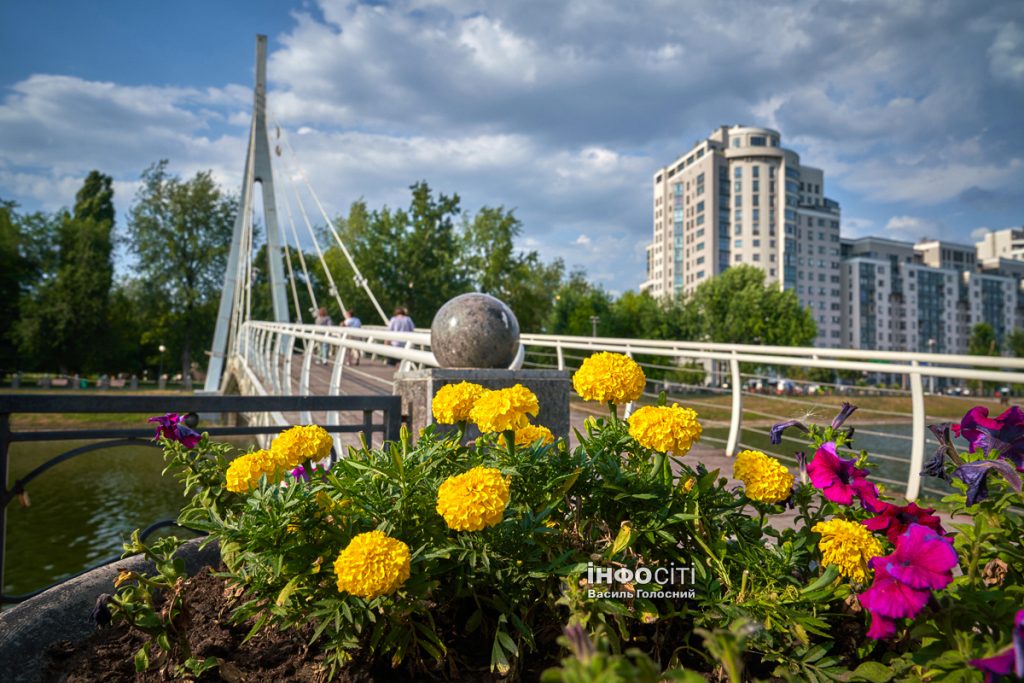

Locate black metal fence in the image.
[0,393,402,604]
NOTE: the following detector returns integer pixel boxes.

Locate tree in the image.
[1004,328,1024,358]
[0,201,32,374]
[127,161,236,388]
[15,172,116,373]
[544,269,614,337]
[459,206,565,332]
[680,266,817,347]
[968,323,1000,357]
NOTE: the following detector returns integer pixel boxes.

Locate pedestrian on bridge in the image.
[315,306,333,364]
[386,307,415,365]
[342,309,362,366]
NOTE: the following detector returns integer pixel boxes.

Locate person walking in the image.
[342,309,362,366]
[386,307,415,365]
[315,306,333,364]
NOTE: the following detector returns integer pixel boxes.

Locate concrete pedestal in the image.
[395,368,571,441]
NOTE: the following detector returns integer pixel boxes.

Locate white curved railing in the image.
[233,321,1024,500]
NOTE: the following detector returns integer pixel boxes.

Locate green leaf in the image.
[847,661,894,682]
[134,644,150,672]
[491,630,511,674]
[275,576,301,607]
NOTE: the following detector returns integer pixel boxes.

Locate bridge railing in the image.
[238,322,1024,500]
[0,393,401,604]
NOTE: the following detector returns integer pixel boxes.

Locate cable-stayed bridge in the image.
[207,37,1024,501]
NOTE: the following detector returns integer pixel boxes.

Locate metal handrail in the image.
[0,393,401,603]
[239,321,1024,501]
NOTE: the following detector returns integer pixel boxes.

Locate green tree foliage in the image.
[1006,328,1024,358]
[126,161,236,387]
[544,269,614,336]
[321,183,565,330]
[0,201,33,373]
[968,322,1000,357]
[15,171,116,373]
[680,265,816,346]
[459,206,564,332]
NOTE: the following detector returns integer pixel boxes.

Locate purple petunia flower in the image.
[862,501,946,545]
[148,413,201,449]
[807,442,882,511]
[922,423,956,482]
[831,402,858,430]
[769,418,808,445]
[969,610,1024,682]
[858,560,932,619]
[956,406,1024,472]
[952,459,1023,506]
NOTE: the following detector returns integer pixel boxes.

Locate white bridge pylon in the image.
[205,35,387,393]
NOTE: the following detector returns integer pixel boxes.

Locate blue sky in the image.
[1,0,1023,293]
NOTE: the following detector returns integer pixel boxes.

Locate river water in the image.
[3,440,190,600]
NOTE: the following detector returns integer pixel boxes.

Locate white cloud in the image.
[574,234,592,246]
[989,22,1024,87]
[884,215,942,241]
[970,226,991,242]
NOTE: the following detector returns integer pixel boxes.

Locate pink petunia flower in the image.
[862,501,946,545]
[807,442,882,511]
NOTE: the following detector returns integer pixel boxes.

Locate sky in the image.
[1,0,1023,294]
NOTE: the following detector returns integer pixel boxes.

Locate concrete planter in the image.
[0,537,219,683]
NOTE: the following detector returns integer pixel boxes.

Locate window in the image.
[696,256,705,265]
[696,200,704,212]
[751,136,766,146]
[752,195,759,207]
[735,254,743,262]
[734,194,742,208]
[731,138,740,148]
[734,239,743,248]
[752,166,760,178]
[753,254,761,261]
[752,209,760,222]
[735,210,743,221]
[734,224,742,235]
[734,167,743,179]
[752,180,760,193]
[753,239,761,247]
[734,180,742,193]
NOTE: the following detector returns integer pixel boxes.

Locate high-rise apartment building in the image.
[977,227,1024,262]
[840,237,1021,354]
[641,125,842,346]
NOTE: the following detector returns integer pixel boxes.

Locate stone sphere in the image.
[431,293,520,368]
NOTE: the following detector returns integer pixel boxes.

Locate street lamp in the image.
[158,344,167,384]
[590,315,600,338]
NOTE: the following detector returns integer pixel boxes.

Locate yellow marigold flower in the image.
[514,423,555,446]
[436,466,511,531]
[811,518,884,582]
[733,450,794,504]
[572,352,646,404]
[432,381,485,424]
[333,530,411,600]
[627,404,702,456]
[225,449,281,493]
[271,425,333,468]
[469,384,539,433]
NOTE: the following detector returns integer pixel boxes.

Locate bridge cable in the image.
[276,150,347,316]
[269,116,390,325]
[230,119,260,355]
[277,168,319,318]
[280,238,304,324]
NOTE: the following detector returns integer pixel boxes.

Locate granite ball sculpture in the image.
[430,293,520,368]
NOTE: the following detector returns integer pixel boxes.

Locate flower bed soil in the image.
[44,566,561,682]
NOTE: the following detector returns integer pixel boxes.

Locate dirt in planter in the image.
[42,567,558,682]
[46,568,326,682]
